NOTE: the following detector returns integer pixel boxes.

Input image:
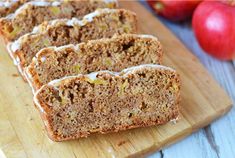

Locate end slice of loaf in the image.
[0,0,117,41]
[7,8,137,79]
[0,0,28,18]
[26,34,163,93]
[34,64,180,141]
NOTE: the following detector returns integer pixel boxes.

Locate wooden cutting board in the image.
[0,2,232,158]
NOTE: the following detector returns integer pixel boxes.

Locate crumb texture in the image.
[11,9,137,76]
[0,0,117,41]
[27,34,162,91]
[35,65,180,141]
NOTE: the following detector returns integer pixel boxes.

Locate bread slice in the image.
[0,0,117,41]
[26,34,163,93]
[34,64,180,141]
[0,0,28,18]
[7,9,137,78]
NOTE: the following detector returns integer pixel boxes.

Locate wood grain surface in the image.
[0,1,233,158]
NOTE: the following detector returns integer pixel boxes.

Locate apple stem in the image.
[153,2,165,13]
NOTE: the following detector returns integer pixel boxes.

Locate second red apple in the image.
[147,0,201,22]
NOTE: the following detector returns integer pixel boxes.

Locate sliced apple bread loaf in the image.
[34,64,180,141]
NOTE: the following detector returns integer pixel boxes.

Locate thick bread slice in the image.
[26,34,163,93]
[0,0,117,41]
[7,9,137,79]
[34,64,180,141]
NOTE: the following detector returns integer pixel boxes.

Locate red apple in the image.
[193,1,235,60]
[147,0,201,22]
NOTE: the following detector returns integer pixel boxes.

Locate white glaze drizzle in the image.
[14,56,20,65]
[6,43,22,67]
[31,26,40,33]
[122,64,174,76]
[137,34,159,40]
[54,44,75,51]
[39,8,117,29]
[40,56,46,62]
[11,1,61,17]
[48,75,82,87]
[33,86,46,113]
[46,64,175,88]
[65,18,83,26]
[83,8,116,22]
[51,1,61,6]
[0,0,22,8]
[4,0,117,20]
[25,67,37,94]
[8,40,20,52]
[85,71,118,81]
[39,34,159,54]
[104,0,117,4]
[0,1,14,7]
